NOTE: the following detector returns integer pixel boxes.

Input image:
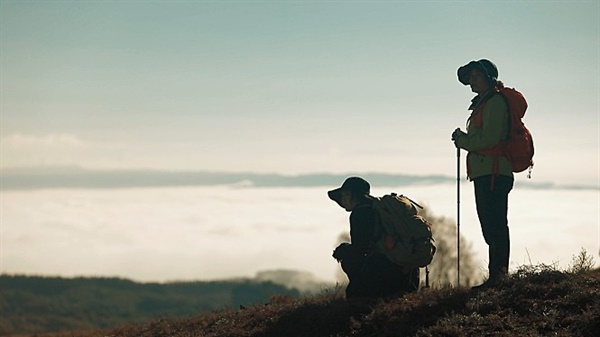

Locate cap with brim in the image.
[457,59,498,85]
[328,177,371,207]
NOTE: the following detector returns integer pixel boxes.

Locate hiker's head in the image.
[457,59,499,94]
[328,177,371,211]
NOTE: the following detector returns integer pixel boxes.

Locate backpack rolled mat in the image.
[371,193,436,268]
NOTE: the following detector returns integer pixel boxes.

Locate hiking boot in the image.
[471,279,496,290]
[471,274,507,290]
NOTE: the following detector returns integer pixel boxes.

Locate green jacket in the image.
[455,92,513,180]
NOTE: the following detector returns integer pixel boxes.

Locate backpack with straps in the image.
[371,193,436,268]
[478,86,535,177]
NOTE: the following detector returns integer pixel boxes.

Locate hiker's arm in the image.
[456,95,508,151]
[349,208,377,255]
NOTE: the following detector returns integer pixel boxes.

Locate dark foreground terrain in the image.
[8,265,599,337]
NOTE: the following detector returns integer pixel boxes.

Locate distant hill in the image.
[254,269,332,294]
[2,166,590,190]
[0,275,302,336]
[5,265,599,336]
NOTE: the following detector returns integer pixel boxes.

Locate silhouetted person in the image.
[452,59,514,289]
[328,177,419,298]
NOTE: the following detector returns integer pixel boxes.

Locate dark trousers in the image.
[341,254,419,299]
[473,175,514,279]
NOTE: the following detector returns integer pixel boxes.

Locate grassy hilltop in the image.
[18,264,600,337]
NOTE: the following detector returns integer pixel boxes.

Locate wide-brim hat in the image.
[328,177,371,207]
[457,59,498,85]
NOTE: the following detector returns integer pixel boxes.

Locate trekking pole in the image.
[456,147,461,287]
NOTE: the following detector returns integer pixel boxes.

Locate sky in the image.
[1,0,599,186]
[0,1,598,284]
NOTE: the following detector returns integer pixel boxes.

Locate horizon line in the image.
[1,166,596,191]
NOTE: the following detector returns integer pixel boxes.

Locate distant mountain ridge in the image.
[0,167,450,190]
[0,166,594,191]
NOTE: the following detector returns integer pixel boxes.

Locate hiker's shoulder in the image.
[487,92,508,106]
[351,202,377,219]
[483,93,508,114]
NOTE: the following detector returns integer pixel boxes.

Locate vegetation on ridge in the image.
[18,253,600,337]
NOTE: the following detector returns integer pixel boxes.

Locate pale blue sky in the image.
[1,1,599,186]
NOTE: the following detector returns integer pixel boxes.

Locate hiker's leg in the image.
[361,255,417,297]
[474,175,513,279]
[394,266,420,295]
[404,267,420,293]
[488,175,513,277]
[359,255,392,297]
[341,255,367,298]
[474,175,494,275]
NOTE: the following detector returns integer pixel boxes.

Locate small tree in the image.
[418,207,483,287]
[568,248,596,273]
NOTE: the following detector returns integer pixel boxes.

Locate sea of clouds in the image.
[1,182,598,283]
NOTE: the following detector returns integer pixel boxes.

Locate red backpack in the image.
[478,86,535,178]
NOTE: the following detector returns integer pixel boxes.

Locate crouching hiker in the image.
[328,177,422,299]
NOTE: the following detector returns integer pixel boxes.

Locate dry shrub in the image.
[568,248,596,273]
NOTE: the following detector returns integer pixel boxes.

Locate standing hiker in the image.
[451,59,516,289]
[328,177,419,298]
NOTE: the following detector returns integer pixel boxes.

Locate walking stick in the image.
[456,147,461,287]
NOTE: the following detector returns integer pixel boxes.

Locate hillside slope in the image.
[31,266,599,337]
[0,276,301,336]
